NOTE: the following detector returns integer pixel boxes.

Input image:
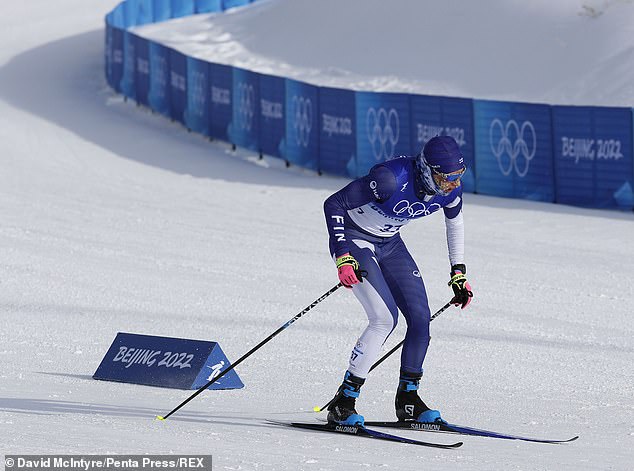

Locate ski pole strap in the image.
[336,254,359,270]
[448,272,467,286]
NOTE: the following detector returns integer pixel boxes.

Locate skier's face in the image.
[432,168,464,193]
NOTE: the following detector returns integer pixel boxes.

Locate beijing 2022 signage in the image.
[552,106,633,209]
[93,333,243,390]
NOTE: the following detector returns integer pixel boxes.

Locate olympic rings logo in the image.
[489,119,536,177]
[292,95,313,147]
[152,54,168,97]
[367,107,400,162]
[190,71,206,116]
[237,82,255,131]
[393,200,440,217]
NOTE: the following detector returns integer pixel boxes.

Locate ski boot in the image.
[395,370,445,423]
[327,371,365,426]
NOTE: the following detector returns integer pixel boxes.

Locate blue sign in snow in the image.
[93,333,244,390]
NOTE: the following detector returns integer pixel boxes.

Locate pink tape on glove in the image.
[461,280,473,309]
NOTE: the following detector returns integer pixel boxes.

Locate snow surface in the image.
[134,0,634,106]
[1,1,633,470]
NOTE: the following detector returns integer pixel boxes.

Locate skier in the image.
[323,135,473,426]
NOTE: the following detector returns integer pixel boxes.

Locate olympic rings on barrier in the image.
[237,82,255,131]
[367,107,400,162]
[292,95,313,147]
[489,119,536,177]
[190,71,206,116]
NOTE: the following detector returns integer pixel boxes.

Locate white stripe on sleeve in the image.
[445,210,464,267]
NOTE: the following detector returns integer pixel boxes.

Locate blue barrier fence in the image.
[105,0,634,211]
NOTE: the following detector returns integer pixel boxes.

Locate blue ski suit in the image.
[324,156,465,377]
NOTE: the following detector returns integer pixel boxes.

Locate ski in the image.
[266,420,463,449]
[363,420,579,444]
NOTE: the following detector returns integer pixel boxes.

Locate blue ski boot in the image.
[395,370,445,423]
[327,371,365,426]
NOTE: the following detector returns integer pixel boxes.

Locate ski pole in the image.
[157,282,343,421]
[369,301,453,372]
[314,301,453,413]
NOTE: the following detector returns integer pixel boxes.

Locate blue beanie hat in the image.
[422,136,465,174]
